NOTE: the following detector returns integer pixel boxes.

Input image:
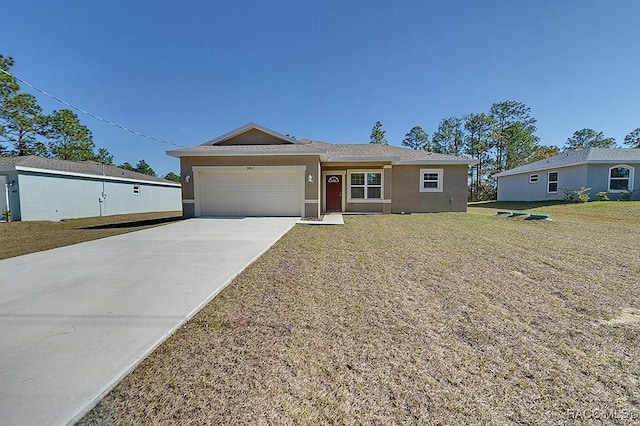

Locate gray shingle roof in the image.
[167,123,476,165]
[0,156,179,185]
[167,139,476,165]
[305,140,473,163]
[494,148,640,178]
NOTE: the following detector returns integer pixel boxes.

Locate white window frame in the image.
[347,170,383,202]
[133,185,141,195]
[529,174,539,184]
[547,171,558,194]
[608,164,634,193]
[420,168,443,192]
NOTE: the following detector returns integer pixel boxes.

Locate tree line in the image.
[0,55,180,183]
[369,103,640,201]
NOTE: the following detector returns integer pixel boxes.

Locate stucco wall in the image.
[16,172,181,221]
[321,163,392,214]
[497,165,588,201]
[391,165,468,213]
[180,155,321,217]
[497,164,640,201]
[586,163,640,200]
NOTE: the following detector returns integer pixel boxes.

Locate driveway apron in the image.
[0,217,298,426]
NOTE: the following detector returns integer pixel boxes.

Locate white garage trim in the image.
[193,166,305,217]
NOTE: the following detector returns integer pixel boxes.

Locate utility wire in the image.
[0,68,185,147]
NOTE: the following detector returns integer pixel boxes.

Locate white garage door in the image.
[197,167,304,216]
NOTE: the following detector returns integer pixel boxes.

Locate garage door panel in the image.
[198,169,303,216]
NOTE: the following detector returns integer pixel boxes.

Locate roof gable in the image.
[202,122,298,146]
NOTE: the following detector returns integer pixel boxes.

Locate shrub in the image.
[575,187,591,203]
[561,188,576,202]
[619,189,637,201]
[467,182,497,202]
[597,191,610,201]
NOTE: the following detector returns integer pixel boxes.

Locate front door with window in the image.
[326,175,342,211]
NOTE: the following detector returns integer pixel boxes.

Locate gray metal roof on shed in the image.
[0,156,180,186]
[494,148,640,178]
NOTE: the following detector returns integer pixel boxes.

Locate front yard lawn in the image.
[83,202,640,424]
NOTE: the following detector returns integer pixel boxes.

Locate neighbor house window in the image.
[609,165,634,192]
[133,185,140,195]
[349,171,382,200]
[547,172,558,193]
[420,168,443,192]
[529,174,539,183]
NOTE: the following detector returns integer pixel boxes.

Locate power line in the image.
[0,68,185,148]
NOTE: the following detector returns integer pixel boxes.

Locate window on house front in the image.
[349,172,382,200]
[133,185,140,195]
[420,169,443,192]
[609,165,633,191]
[547,172,558,193]
[529,174,539,183]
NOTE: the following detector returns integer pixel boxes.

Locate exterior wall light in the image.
[307,174,313,183]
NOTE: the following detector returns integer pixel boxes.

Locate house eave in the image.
[167,149,328,160]
[395,159,478,166]
[495,157,640,178]
[495,161,591,178]
[12,166,181,187]
[327,156,401,163]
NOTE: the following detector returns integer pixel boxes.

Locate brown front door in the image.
[326,175,342,211]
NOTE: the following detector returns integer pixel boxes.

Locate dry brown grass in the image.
[82,202,640,425]
[0,211,182,260]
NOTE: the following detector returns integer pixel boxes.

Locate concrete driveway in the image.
[0,217,299,426]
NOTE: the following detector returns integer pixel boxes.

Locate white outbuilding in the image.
[0,156,181,221]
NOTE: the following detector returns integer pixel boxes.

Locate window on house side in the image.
[547,172,558,193]
[420,169,443,192]
[609,165,633,191]
[350,172,382,200]
[529,174,538,183]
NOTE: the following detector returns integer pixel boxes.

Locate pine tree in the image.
[402,126,430,150]
[564,129,616,150]
[369,121,388,145]
[623,128,640,148]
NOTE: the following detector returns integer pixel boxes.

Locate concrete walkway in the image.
[0,217,298,426]
[297,212,344,225]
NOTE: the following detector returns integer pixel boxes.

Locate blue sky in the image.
[3,1,639,175]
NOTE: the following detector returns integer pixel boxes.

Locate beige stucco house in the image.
[167,123,476,218]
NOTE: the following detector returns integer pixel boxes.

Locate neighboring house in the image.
[167,123,477,218]
[495,148,640,201]
[0,156,181,221]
